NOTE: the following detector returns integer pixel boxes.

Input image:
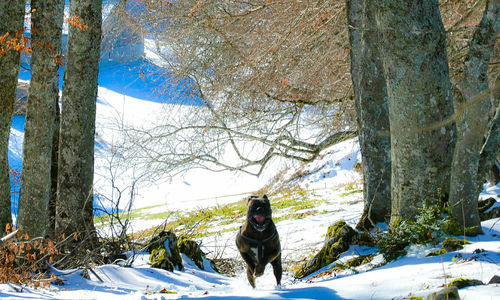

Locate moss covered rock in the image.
[442,237,470,252]
[294,220,358,278]
[481,206,500,221]
[448,278,483,289]
[478,198,496,213]
[426,248,447,257]
[177,236,205,270]
[488,275,500,284]
[326,220,356,240]
[423,286,459,300]
[336,255,374,270]
[353,231,376,247]
[148,231,183,272]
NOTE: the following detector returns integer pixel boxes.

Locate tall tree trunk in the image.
[46,100,60,239]
[347,0,391,230]
[0,0,25,229]
[374,0,456,223]
[56,0,102,242]
[448,0,499,234]
[17,0,64,238]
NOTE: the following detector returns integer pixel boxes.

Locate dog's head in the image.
[247,195,272,232]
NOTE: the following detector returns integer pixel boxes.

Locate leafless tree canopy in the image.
[111,0,494,177]
[112,0,356,176]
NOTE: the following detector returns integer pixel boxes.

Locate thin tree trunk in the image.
[17,0,64,238]
[449,0,499,234]
[486,158,500,185]
[347,0,391,230]
[0,0,25,229]
[479,99,500,189]
[374,0,456,223]
[56,0,102,242]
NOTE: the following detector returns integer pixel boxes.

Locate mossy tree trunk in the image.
[347,0,391,230]
[56,0,102,242]
[0,0,25,229]
[448,0,499,234]
[17,0,64,238]
[374,0,456,223]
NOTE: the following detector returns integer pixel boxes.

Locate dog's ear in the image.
[263,194,270,202]
[247,195,258,206]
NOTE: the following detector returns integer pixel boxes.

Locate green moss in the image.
[150,248,175,271]
[177,236,205,270]
[442,237,469,252]
[148,231,183,271]
[426,248,447,257]
[443,218,481,236]
[326,220,355,240]
[448,278,484,289]
[408,297,423,300]
[336,255,374,270]
[327,221,344,238]
[425,287,460,300]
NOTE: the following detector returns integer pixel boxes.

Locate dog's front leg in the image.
[240,251,257,288]
[271,253,282,286]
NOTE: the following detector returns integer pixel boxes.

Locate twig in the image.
[0,228,23,245]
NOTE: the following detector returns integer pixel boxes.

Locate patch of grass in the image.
[130,185,326,241]
[338,182,362,197]
[339,189,362,197]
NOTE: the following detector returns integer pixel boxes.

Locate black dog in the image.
[236,195,282,288]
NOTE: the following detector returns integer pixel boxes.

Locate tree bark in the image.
[347,0,391,230]
[0,0,25,229]
[374,0,456,223]
[479,100,500,189]
[449,0,499,234]
[46,100,60,239]
[17,0,64,238]
[56,0,102,242]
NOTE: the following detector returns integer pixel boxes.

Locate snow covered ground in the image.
[5,119,500,299]
[6,46,500,299]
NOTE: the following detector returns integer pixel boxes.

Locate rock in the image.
[336,255,374,270]
[478,198,499,221]
[488,275,500,284]
[480,206,500,221]
[426,248,447,257]
[326,220,357,240]
[177,236,205,270]
[478,198,497,213]
[423,286,460,300]
[448,278,484,289]
[294,220,357,278]
[354,231,376,247]
[442,237,469,252]
[148,231,183,272]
